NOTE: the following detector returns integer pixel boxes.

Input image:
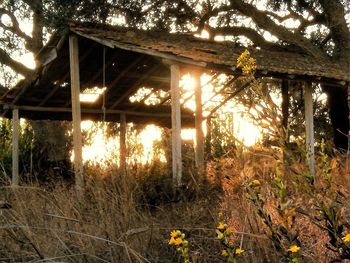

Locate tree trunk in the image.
[323,84,349,151]
[30,120,69,162]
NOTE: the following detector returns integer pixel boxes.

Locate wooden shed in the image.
[1,22,349,190]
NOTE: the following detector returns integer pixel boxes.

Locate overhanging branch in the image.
[0,48,34,78]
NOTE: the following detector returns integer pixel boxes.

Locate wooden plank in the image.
[205,116,212,160]
[1,103,195,118]
[171,64,182,186]
[304,82,315,181]
[119,113,126,176]
[194,71,205,177]
[72,31,208,68]
[69,35,84,193]
[12,109,19,186]
[39,43,97,107]
[281,80,289,131]
[109,64,162,109]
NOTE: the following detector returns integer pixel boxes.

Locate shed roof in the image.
[0,22,348,126]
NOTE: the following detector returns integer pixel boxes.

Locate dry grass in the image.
[1,148,349,262]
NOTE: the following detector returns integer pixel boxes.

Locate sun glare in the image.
[72,72,263,165]
[80,87,106,103]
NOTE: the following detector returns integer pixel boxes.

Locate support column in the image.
[120,113,126,176]
[205,116,212,160]
[12,109,19,186]
[194,71,204,177]
[304,82,315,181]
[281,80,289,135]
[171,64,182,186]
[69,35,84,192]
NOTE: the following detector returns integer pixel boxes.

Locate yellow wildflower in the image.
[168,237,176,245]
[249,57,255,65]
[228,241,234,247]
[175,238,183,245]
[217,223,226,231]
[235,248,245,254]
[170,230,178,238]
[243,65,251,74]
[241,50,249,58]
[342,233,350,242]
[221,249,229,257]
[288,245,300,253]
[225,227,233,234]
[251,179,261,186]
[217,232,224,239]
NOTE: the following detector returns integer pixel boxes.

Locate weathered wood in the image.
[304,82,315,181]
[194,71,205,177]
[74,32,208,68]
[119,113,126,176]
[12,109,19,186]
[110,64,162,109]
[39,43,97,107]
[205,116,212,160]
[69,35,84,193]
[1,104,192,118]
[171,64,182,186]
[281,80,289,131]
[347,83,350,169]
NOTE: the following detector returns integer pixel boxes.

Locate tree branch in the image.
[0,7,32,42]
[0,48,34,78]
[205,25,275,48]
[318,0,350,61]
[228,0,326,59]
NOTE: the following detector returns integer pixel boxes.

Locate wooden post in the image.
[281,80,289,135]
[194,71,204,177]
[304,82,315,181]
[348,83,350,170]
[120,113,126,176]
[171,64,182,186]
[12,109,19,186]
[69,35,84,192]
[205,116,212,160]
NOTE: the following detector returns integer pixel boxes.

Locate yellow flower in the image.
[241,50,249,58]
[342,233,350,242]
[288,245,300,253]
[243,65,251,74]
[248,57,255,65]
[175,238,183,245]
[168,237,176,245]
[251,179,261,186]
[235,248,245,254]
[228,241,234,247]
[217,232,224,239]
[225,227,233,234]
[170,230,178,238]
[217,223,226,231]
[221,249,229,257]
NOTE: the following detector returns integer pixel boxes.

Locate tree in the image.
[0,0,122,168]
[1,0,349,156]
[111,0,349,150]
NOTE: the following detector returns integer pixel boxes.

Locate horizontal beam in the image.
[1,103,193,118]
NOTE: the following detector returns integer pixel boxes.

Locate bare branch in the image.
[0,48,34,78]
[0,7,32,42]
[205,25,276,48]
[228,0,326,59]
